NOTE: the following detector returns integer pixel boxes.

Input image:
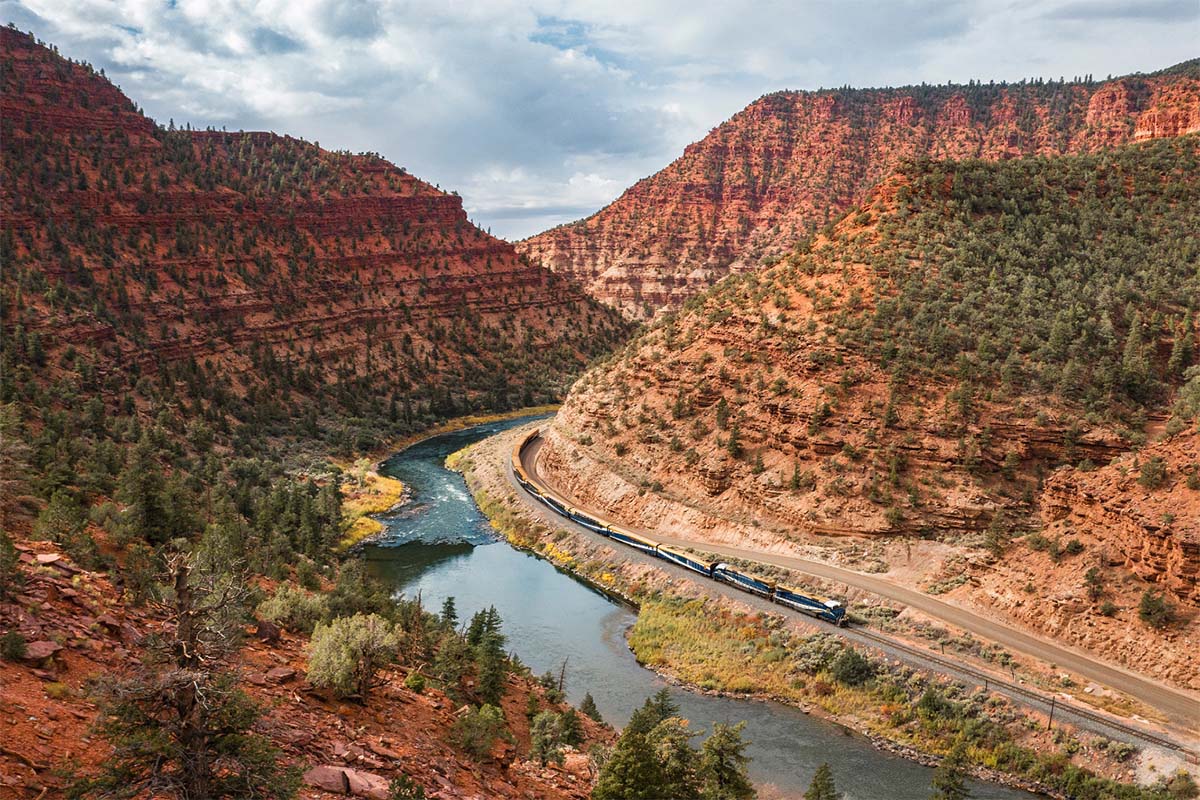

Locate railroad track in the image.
[849,627,1191,755]
[510,427,1198,756]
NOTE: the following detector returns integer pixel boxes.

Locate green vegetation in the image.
[1138,591,1175,629]
[592,690,755,800]
[580,692,604,723]
[928,743,971,800]
[452,704,511,759]
[69,553,300,800]
[804,763,841,800]
[307,613,400,699]
[852,137,1199,421]
[1,629,27,660]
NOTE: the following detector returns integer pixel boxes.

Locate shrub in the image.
[1,630,27,660]
[1138,590,1175,629]
[1137,457,1168,489]
[830,647,874,686]
[258,585,329,634]
[388,774,426,800]
[307,613,398,699]
[404,672,426,694]
[0,530,21,597]
[452,704,510,759]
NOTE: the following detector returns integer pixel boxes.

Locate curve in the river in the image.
[361,416,1037,799]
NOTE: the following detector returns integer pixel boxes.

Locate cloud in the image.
[1044,0,1197,22]
[2,0,1196,239]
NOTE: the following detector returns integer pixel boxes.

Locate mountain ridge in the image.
[518,61,1200,319]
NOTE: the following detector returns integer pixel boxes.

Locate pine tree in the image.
[929,744,972,800]
[580,692,604,724]
[530,710,566,766]
[560,707,585,746]
[440,595,458,628]
[650,717,700,799]
[698,722,755,800]
[591,731,664,800]
[804,763,840,800]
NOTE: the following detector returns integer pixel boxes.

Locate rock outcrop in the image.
[519,62,1200,319]
[1040,434,1200,603]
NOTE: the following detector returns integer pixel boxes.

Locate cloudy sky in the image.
[4,1,1197,239]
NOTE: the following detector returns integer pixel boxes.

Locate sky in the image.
[3,1,1197,240]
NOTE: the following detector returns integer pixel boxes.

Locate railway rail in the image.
[509,427,1198,757]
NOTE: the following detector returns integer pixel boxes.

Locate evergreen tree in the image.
[627,688,680,735]
[473,607,507,705]
[116,436,169,544]
[529,710,566,766]
[650,717,700,799]
[592,731,664,800]
[698,722,755,800]
[561,707,585,747]
[929,744,972,800]
[440,595,458,628]
[804,763,840,800]
[71,552,298,799]
[580,692,604,724]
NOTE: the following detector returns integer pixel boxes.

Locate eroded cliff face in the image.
[536,138,1200,684]
[1040,435,1199,603]
[519,64,1200,319]
[0,28,629,421]
[962,433,1200,687]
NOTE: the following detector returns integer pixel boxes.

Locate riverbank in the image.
[452,422,1196,800]
[336,406,559,549]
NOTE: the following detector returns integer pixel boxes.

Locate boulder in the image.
[301,765,388,799]
[265,666,296,684]
[255,619,281,644]
[22,640,63,662]
[303,765,350,793]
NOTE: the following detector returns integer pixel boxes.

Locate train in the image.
[512,429,847,626]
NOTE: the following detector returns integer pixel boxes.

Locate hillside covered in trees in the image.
[0,25,630,458]
[519,61,1200,319]
[541,134,1200,683]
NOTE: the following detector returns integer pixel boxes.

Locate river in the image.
[362,416,1037,799]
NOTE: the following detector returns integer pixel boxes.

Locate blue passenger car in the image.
[655,544,716,578]
[774,586,846,626]
[713,563,774,597]
[606,526,659,554]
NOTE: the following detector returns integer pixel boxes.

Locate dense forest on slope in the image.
[519,62,1200,319]
[548,134,1198,589]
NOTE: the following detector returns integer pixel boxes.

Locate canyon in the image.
[519,62,1200,319]
[538,135,1200,688]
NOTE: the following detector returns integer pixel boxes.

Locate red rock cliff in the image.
[518,63,1200,319]
[0,27,629,419]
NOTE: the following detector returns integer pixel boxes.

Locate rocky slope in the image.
[539,136,1200,684]
[518,62,1200,319]
[0,538,608,799]
[0,27,630,444]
